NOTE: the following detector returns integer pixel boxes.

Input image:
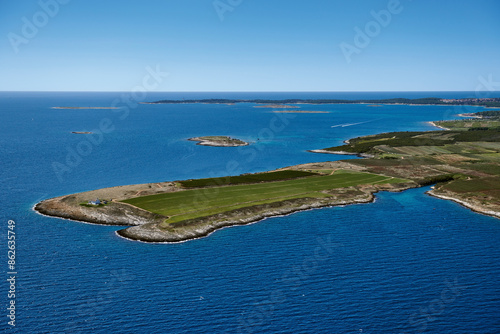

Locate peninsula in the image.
[35,111,500,243]
[188,136,249,147]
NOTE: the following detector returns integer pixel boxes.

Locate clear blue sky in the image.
[1,0,499,92]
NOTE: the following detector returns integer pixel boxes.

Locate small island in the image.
[72,131,93,134]
[188,136,249,147]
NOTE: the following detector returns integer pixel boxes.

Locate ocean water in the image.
[1,91,500,333]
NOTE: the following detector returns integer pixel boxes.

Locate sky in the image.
[0,0,499,92]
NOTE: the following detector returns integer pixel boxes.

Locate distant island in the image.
[71,131,93,134]
[188,136,249,147]
[52,107,121,110]
[253,104,300,109]
[147,97,500,108]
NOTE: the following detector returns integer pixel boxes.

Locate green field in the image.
[122,170,407,225]
[179,170,318,188]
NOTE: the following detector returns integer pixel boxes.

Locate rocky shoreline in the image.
[428,189,500,219]
[34,194,167,227]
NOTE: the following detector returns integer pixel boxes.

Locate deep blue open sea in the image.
[1,91,500,333]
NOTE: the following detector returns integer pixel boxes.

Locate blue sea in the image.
[1,91,500,333]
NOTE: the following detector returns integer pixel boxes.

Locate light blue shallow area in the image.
[1,92,499,333]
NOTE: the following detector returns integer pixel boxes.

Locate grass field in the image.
[178,170,318,188]
[122,170,407,225]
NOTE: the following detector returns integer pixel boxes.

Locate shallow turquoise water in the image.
[1,91,499,333]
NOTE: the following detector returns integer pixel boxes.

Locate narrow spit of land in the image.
[35,110,500,243]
